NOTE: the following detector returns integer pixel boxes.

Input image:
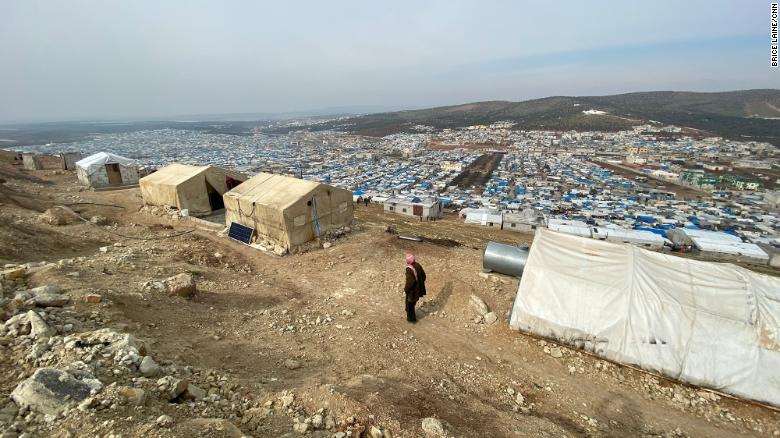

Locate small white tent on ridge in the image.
[75,152,139,188]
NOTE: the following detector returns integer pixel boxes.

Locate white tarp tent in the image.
[669,228,769,263]
[510,228,780,406]
[465,212,502,226]
[590,226,668,250]
[75,152,139,188]
[546,223,591,238]
[75,152,136,176]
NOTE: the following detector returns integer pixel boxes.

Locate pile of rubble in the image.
[320,225,353,242]
[140,205,183,220]
[469,294,498,325]
[243,224,355,256]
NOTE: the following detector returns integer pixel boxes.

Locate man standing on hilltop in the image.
[404,253,427,323]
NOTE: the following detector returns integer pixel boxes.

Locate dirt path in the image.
[106,222,778,437]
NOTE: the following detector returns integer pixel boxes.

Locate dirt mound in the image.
[0,217,107,264]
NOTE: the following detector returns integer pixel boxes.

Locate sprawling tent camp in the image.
[139,163,245,216]
[510,228,780,407]
[223,173,353,251]
[75,152,139,188]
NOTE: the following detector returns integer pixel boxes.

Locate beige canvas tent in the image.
[223,173,353,251]
[139,163,245,216]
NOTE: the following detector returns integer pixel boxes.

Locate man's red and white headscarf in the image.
[405,253,417,279]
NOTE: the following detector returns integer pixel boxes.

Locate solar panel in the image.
[228,222,254,244]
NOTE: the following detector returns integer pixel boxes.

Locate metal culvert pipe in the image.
[483,241,529,277]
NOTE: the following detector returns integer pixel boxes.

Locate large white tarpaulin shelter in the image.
[510,228,780,407]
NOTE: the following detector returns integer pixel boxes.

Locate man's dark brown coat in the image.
[404,262,427,302]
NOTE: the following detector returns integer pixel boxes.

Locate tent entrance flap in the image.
[226,177,242,190]
[106,163,122,184]
[206,181,224,211]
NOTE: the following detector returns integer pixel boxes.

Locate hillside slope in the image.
[1,153,779,436]
[279,90,780,144]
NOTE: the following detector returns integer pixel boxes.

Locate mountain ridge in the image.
[276,89,780,144]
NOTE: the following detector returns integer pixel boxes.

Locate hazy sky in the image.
[0,1,776,122]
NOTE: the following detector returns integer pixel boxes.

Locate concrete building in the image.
[502,208,544,233]
[384,197,443,220]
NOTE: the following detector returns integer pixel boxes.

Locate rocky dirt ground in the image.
[1,151,779,438]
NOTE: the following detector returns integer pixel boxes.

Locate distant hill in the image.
[273,90,780,145]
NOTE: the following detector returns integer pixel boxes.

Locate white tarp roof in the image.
[680,228,742,243]
[510,228,780,407]
[591,227,667,245]
[386,197,438,208]
[547,223,591,238]
[691,238,769,260]
[75,152,137,176]
[674,228,769,260]
[548,218,589,227]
